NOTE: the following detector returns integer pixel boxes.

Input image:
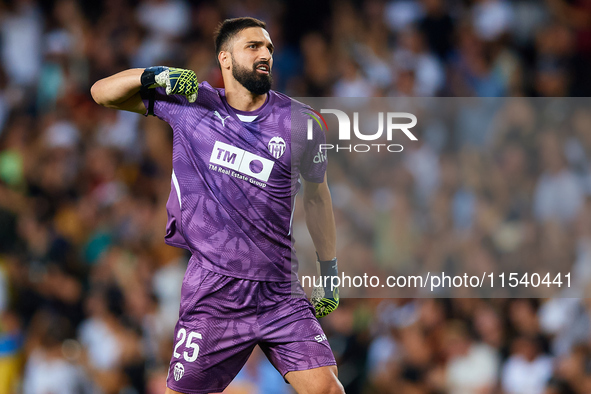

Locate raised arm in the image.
[90,68,146,114]
[91,67,199,115]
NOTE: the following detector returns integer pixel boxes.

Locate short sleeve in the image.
[139,86,191,125]
[299,109,328,183]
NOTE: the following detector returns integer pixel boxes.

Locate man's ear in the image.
[219,51,231,70]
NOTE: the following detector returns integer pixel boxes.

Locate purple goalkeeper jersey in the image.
[141,83,327,281]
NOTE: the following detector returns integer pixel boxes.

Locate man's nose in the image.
[259,49,271,61]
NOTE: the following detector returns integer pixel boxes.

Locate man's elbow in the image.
[90,80,104,106]
[90,80,114,107]
[303,181,331,204]
[303,191,330,208]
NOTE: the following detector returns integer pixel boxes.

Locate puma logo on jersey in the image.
[214,111,231,127]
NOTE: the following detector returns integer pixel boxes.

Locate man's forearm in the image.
[304,178,339,318]
[91,68,143,108]
[303,180,336,261]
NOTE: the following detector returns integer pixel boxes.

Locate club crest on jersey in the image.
[173,362,184,381]
[268,136,286,159]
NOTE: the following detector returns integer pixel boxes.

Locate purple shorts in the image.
[166,264,336,394]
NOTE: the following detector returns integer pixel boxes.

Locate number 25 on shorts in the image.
[173,328,202,362]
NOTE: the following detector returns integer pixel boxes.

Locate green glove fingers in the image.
[311,285,340,318]
[166,68,198,103]
[311,256,339,318]
[141,66,198,103]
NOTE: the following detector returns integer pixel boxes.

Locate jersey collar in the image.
[217,89,274,122]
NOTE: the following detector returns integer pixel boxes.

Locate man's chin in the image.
[232,64,272,95]
[243,77,272,95]
[248,87,271,95]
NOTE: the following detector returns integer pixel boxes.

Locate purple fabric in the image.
[166,262,336,393]
[140,83,327,281]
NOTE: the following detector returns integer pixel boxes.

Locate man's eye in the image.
[249,44,257,49]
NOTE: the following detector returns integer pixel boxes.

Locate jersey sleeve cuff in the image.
[139,86,167,117]
[301,173,326,183]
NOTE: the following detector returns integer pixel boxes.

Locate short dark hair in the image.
[214,17,267,60]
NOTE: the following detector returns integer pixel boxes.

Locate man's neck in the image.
[224,80,267,112]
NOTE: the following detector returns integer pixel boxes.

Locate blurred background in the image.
[1,0,591,393]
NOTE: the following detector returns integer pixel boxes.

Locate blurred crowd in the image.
[1,0,591,393]
[290,97,591,393]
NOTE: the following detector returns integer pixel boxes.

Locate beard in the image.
[231,57,273,95]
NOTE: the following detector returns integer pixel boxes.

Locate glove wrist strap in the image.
[316,253,338,278]
[141,69,157,88]
[141,66,168,88]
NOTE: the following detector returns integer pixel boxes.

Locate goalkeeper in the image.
[91,16,342,394]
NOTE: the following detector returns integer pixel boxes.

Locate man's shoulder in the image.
[269,90,313,115]
[194,81,227,112]
[198,80,220,96]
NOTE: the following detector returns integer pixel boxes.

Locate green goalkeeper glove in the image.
[141,66,198,103]
[311,255,339,318]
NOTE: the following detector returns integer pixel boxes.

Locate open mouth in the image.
[256,64,269,74]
